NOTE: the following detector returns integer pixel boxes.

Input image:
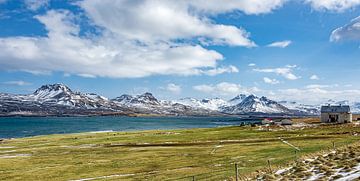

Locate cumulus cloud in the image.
[330,16,360,42]
[305,0,360,12]
[253,65,300,80]
[24,0,49,11]
[310,74,320,80]
[165,83,181,94]
[79,0,257,47]
[263,77,280,84]
[266,40,292,48]
[0,9,241,78]
[193,82,260,96]
[0,0,286,78]
[3,80,32,86]
[248,63,256,67]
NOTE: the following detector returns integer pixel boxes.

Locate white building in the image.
[320,105,352,123]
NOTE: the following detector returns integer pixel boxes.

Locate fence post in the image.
[235,163,239,181]
[267,160,272,172]
[332,142,335,149]
[192,176,195,181]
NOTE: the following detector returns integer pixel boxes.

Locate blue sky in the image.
[0,0,360,104]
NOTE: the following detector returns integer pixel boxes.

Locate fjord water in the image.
[0,116,259,138]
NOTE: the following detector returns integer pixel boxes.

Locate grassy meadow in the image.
[0,122,359,180]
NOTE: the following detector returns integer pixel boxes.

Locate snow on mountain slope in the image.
[5,83,359,116]
[112,92,160,107]
[174,97,228,111]
[221,95,290,114]
[112,93,215,115]
[228,94,247,105]
[0,84,116,111]
[278,101,320,115]
[28,84,111,109]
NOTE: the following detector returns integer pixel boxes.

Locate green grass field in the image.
[0,123,359,180]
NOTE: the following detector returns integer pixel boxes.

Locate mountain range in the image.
[0,83,358,117]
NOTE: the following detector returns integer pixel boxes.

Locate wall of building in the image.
[321,113,352,123]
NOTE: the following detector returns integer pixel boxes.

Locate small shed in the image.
[280,119,292,125]
[320,105,352,123]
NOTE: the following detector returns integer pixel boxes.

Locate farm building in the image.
[261,118,292,125]
[320,105,352,123]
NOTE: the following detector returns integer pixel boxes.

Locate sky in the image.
[0,0,360,104]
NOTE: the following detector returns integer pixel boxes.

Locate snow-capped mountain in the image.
[174,94,297,115]
[112,93,215,116]
[1,83,342,116]
[278,101,320,115]
[228,94,247,105]
[221,95,290,114]
[278,99,360,114]
[28,83,112,109]
[0,84,123,115]
[112,92,160,106]
[174,97,229,111]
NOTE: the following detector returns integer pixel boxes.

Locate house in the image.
[320,104,352,123]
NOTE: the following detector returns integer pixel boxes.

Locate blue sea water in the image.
[0,116,260,138]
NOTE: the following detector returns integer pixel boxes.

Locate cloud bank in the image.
[0,0,292,78]
[306,0,360,12]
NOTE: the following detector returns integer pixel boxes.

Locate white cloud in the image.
[310,74,320,80]
[3,81,32,86]
[253,65,300,80]
[330,16,360,42]
[193,82,260,96]
[305,0,360,12]
[24,0,49,11]
[248,63,256,67]
[165,83,181,94]
[186,0,287,15]
[0,9,244,78]
[201,65,239,76]
[266,40,292,48]
[79,0,257,47]
[263,77,280,84]
[0,0,279,78]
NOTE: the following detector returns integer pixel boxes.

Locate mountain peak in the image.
[137,92,159,105]
[34,83,71,94]
[32,83,74,100]
[229,94,247,105]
